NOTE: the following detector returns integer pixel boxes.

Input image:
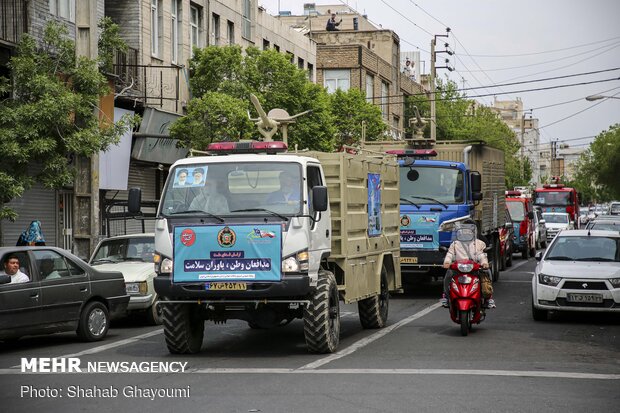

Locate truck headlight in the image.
[282,250,309,273]
[154,253,173,274]
[538,273,562,286]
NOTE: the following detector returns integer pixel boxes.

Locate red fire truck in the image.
[532,184,580,228]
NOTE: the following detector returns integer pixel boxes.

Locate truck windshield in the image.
[542,213,569,224]
[506,201,525,221]
[160,162,302,217]
[399,166,464,204]
[534,191,571,206]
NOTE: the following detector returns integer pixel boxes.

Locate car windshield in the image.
[542,213,569,224]
[534,191,571,206]
[91,237,155,263]
[399,166,464,204]
[160,162,303,217]
[546,235,620,262]
[506,201,525,221]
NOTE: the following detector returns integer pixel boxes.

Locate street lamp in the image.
[585,94,620,101]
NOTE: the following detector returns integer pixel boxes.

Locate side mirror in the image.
[528,211,535,220]
[470,171,482,193]
[472,192,483,201]
[535,251,543,261]
[0,275,10,285]
[505,222,514,229]
[128,187,142,214]
[539,219,546,225]
[312,186,328,212]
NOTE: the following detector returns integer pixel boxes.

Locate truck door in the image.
[306,165,331,273]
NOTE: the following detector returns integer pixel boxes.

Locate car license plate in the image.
[205,282,247,291]
[400,257,418,264]
[566,293,603,303]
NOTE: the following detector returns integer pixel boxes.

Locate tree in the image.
[179,46,338,151]
[328,88,387,146]
[0,21,135,221]
[405,78,528,187]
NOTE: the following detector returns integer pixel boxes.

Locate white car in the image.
[89,233,161,325]
[542,212,573,242]
[532,230,620,320]
[532,208,547,249]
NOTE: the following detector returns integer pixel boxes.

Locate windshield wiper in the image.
[400,197,420,209]
[575,257,615,262]
[407,195,448,209]
[546,256,573,261]
[231,208,289,221]
[92,258,115,264]
[167,210,225,223]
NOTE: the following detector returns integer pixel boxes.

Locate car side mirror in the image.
[535,251,543,261]
[528,211,535,220]
[539,219,546,225]
[0,275,10,284]
[128,188,142,214]
[312,186,328,212]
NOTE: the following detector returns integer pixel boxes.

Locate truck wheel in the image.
[358,265,389,329]
[162,302,204,354]
[77,301,109,342]
[303,271,340,353]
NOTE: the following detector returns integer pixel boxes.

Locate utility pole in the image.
[430,28,453,142]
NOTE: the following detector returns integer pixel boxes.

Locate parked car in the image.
[0,247,129,342]
[532,208,548,249]
[498,207,515,272]
[610,202,620,216]
[542,212,573,242]
[89,233,160,325]
[585,216,620,231]
[531,230,620,320]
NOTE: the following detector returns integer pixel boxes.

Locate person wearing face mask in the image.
[440,220,495,308]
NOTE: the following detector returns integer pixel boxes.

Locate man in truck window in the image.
[189,177,229,213]
[267,173,301,205]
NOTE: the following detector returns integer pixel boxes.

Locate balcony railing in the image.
[0,0,26,46]
[112,47,183,112]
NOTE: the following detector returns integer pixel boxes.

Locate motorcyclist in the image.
[440,219,496,308]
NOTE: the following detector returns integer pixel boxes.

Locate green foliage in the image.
[568,124,620,203]
[329,88,387,146]
[98,16,128,73]
[0,21,135,221]
[181,46,343,151]
[406,78,528,187]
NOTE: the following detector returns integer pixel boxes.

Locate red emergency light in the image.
[542,184,565,189]
[386,149,437,157]
[207,141,288,155]
[505,190,522,197]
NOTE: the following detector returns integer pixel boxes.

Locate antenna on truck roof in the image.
[248,94,312,144]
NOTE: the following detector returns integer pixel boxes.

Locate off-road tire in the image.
[358,266,389,329]
[162,302,204,354]
[77,301,110,342]
[303,271,340,353]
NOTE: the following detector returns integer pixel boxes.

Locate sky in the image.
[258,0,620,150]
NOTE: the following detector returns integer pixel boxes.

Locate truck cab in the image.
[505,190,536,259]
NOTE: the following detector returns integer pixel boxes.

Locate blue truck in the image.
[365,141,506,285]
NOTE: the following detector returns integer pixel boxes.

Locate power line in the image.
[538,90,620,130]
[377,0,434,37]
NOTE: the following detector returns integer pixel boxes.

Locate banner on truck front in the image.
[172,224,282,282]
[400,212,440,250]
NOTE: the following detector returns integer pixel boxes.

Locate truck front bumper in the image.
[154,273,312,300]
[400,249,446,269]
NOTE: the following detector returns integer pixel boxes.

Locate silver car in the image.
[532,230,620,320]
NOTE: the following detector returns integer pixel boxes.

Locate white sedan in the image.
[532,230,620,320]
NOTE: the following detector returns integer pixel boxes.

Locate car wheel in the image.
[506,243,513,267]
[77,301,110,342]
[492,240,500,282]
[531,300,548,321]
[499,246,507,271]
[145,298,163,326]
[522,244,529,260]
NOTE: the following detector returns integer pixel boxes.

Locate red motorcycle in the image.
[447,259,487,336]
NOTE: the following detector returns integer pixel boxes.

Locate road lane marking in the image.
[505,259,531,272]
[9,329,163,368]
[500,280,531,283]
[298,303,442,370]
[186,368,620,380]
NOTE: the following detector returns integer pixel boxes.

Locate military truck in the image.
[129,141,401,354]
[363,140,506,283]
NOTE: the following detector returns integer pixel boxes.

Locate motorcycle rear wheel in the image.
[459,309,470,336]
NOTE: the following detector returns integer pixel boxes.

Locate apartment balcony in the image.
[0,0,26,46]
[112,47,183,112]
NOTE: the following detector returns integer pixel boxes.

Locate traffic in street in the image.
[2,255,618,412]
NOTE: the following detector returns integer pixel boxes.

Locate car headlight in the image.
[457,263,474,273]
[538,273,562,286]
[609,278,620,288]
[282,250,309,273]
[126,281,148,295]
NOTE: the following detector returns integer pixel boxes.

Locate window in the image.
[306,165,324,220]
[263,38,270,50]
[242,0,252,40]
[211,13,220,46]
[381,80,389,120]
[151,0,162,57]
[324,69,350,93]
[33,250,84,280]
[365,74,374,102]
[307,63,314,81]
[49,0,75,22]
[190,5,202,51]
[298,57,304,70]
[227,20,235,45]
[274,44,280,52]
[171,0,182,63]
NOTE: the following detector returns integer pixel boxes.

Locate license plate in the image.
[566,293,603,303]
[205,282,247,291]
[400,257,418,264]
